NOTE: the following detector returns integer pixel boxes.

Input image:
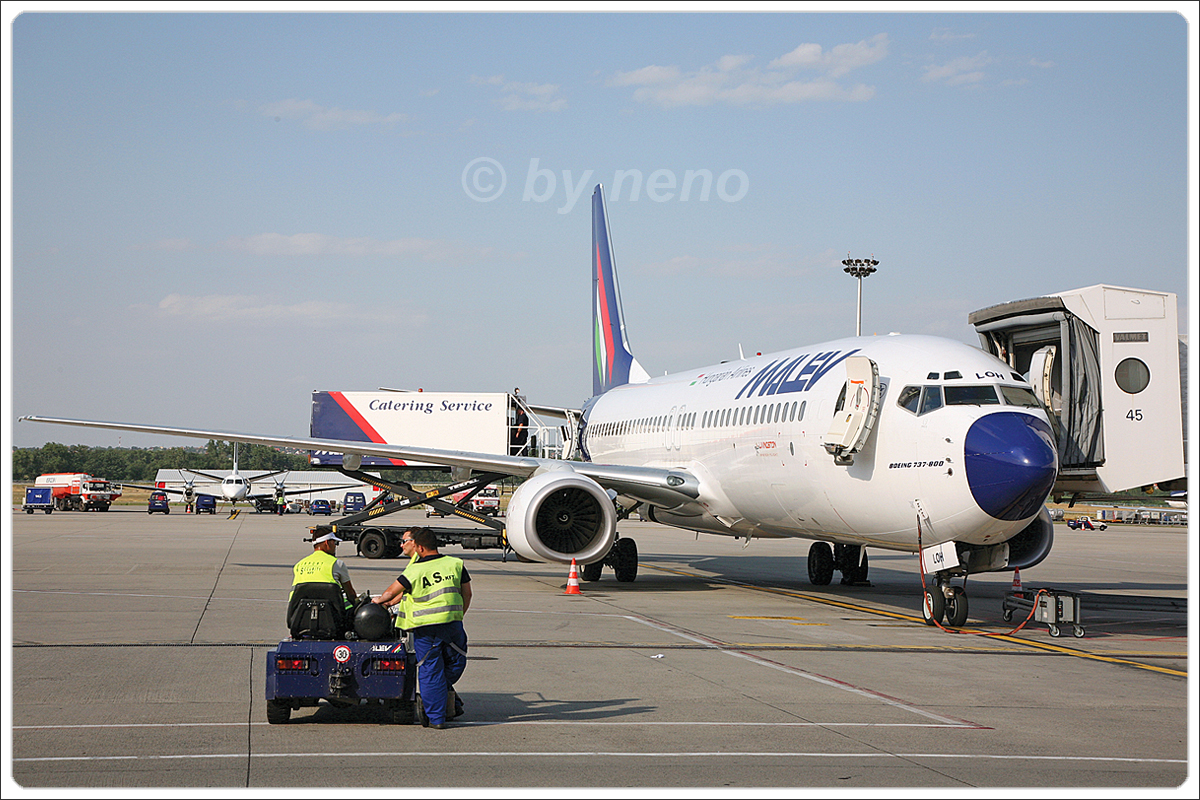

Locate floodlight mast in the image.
[842,256,879,336]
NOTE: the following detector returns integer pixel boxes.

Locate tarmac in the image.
[5,504,1194,793]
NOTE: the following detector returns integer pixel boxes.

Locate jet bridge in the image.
[968,284,1186,498]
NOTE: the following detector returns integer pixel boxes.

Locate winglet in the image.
[592,185,649,396]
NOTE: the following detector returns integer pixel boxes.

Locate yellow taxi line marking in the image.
[647,563,1187,677]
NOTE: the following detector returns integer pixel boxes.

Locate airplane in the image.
[22,184,1060,627]
[132,442,346,513]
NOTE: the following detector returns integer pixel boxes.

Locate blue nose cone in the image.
[965,412,1058,521]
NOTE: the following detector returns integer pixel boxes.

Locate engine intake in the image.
[959,506,1055,574]
[1004,506,1055,570]
[505,471,617,564]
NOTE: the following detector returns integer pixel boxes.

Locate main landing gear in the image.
[806,542,870,586]
[579,536,639,583]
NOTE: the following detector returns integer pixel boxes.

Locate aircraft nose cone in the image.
[964,412,1058,521]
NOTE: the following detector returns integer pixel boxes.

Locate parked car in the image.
[1066,516,1107,531]
[148,491,171,515]
[195,494,218,514]
[308,499,332,516]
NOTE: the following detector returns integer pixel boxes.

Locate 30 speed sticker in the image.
[333,645,351,663]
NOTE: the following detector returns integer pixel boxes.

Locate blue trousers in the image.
[412,620,468,725]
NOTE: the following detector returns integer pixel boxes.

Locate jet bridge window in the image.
[943,385,1001,406]
[1114,357,1150,394]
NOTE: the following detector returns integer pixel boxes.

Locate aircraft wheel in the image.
[841,548,868,583]
[922,587,945,626]
[581,560,603,582]
[807,542,834,586]
[358,531,387,559]
[613,538,638,582]
[944,586,969,627]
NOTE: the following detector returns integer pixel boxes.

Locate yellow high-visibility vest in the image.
[401,555,465,627]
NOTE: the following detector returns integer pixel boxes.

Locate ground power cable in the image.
[916,515,1046,638]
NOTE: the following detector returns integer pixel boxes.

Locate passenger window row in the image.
[589,399,812,438]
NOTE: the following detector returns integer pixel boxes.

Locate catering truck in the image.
[34,472,122,511]
[306,391,530,559]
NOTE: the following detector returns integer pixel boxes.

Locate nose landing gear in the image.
[922,576,970,627]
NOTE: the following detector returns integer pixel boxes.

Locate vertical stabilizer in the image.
[592,185,650,396]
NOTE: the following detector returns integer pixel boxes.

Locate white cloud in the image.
[644,245,835,280]
[150,293,364,324]
[131,238,193,252]
[922,52,992,85]
[612,35,887,108]
[930,27,976,42]
[220,233,491,262]
[769,34,888,78]
[259,99,407,130]
[473,74,567,112]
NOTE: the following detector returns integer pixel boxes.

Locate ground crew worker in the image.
[276,493,286,515]
[373,527,471,729]
[291,532,357,612]
[389,528,420,633]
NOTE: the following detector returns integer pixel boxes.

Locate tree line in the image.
[12,442,464,485]
[11,442,310,482]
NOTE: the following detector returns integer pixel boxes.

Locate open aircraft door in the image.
[822,355,881,465]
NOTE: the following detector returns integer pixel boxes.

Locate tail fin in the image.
[592,184,649,396]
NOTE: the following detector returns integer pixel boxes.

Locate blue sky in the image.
[6,7,1195,448]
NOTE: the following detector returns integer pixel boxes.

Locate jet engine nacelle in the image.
[505,471,617,564]
[959,506,1055,574]
[1003,506,1055,570]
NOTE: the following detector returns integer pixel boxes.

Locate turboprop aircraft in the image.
[22,184,1059,627]
[132,442,344,513]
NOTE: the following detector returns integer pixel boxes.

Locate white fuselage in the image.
[221,473,251,502]
[580,334,1058,552]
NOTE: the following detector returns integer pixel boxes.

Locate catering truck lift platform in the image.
[309,468,510,559]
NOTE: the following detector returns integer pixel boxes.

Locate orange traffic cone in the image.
[1011,567,1023,596]
[564,559,582,595]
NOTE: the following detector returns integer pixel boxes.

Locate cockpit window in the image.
[897,385,922,414]
[900,383,1039,416]
[999,385,1041,407]
[944,385,1001,406]
[919,385,943,415]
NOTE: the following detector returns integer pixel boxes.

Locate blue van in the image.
[343,492,366,513]
[148,491,171,514]
[195,494,218,514]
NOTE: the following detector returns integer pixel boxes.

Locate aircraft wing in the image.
[248,485,357,501]
[121,483,187,495]
[20,415,701,511]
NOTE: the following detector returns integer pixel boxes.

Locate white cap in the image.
[312,533,343,545]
